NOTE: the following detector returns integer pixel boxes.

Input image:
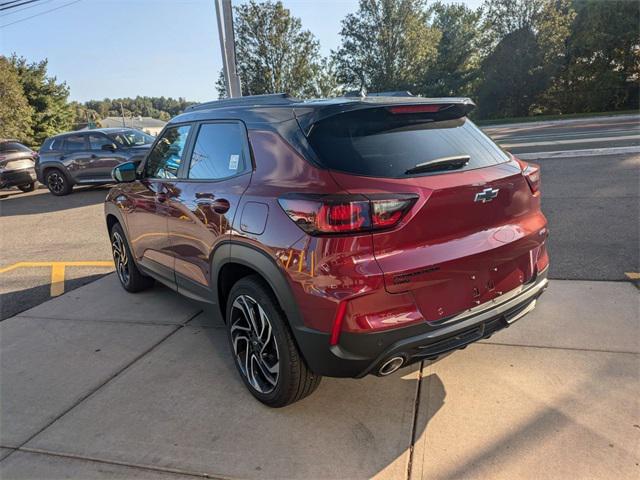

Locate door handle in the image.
[211,199,230,214]
[195,192,215,200]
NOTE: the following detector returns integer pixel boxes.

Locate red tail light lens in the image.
[278,194,417,235]
[523,164,541,193]
[388,104,442,114]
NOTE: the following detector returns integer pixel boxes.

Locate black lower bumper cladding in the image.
[296,268,549,378]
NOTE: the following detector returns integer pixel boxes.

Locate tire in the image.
[45,169,72,196]
[17,182,35,192]
[110,223,154,292]
[226,275,321,407]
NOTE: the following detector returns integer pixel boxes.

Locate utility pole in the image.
[119,102,126,127]
[215,0,242,98]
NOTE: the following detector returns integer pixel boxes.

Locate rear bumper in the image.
[296,267,548,378]
[0,168,36,187]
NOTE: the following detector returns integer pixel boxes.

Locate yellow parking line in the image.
[625,272,640,280]
[0,261,114,297]
[50,263,66,297]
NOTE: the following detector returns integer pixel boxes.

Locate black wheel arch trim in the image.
[211,240,305,330]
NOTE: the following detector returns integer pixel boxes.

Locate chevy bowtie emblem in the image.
[474,187,500,203]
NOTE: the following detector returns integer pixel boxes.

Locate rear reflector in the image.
[330,300,348,345]
[523,164,541,193]
[278,194,417,235]
[388,104,441,114]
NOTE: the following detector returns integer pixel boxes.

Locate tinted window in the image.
[144,125,191,179]
[308,110,509,178]
[0,142,30,153]
[188,123,246,180]
[88,134,113,150]
[64,135,87,152]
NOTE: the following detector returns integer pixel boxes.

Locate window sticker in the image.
[229,154,240,170]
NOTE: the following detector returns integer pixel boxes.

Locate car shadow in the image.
[0,185,112,217]
[0,272,108,320]
[196,318,446,479]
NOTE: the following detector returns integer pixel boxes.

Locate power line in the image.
[0,0,81,27]
[0,0,53,17]
[0,1,28,7]
[0,0,44,12]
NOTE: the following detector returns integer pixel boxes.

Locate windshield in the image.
[107,130,154,147]
[307,109,509,178]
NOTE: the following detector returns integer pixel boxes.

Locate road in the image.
[483,114,640,154]
[0,114,638,320]
[0,186,113,319]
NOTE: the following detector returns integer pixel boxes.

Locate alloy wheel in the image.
[230,294,280,394]
[111,231,130,286]
[47,172,65,194]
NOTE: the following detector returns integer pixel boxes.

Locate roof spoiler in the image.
[294,97,476,137]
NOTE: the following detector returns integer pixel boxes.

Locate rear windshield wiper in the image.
[404,155,470,175]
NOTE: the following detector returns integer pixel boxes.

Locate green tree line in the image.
[2,0,638,147]
[221,0,639,119]
[0,55,195,147]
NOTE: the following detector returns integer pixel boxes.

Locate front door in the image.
[166,121,252,299]
[87,133,127,181]
[126,124,193,288]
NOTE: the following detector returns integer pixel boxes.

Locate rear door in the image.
[307,106,547,322]
[62,134,92,181]
[166,121,252,298]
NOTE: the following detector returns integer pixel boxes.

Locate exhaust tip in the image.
[378,356,405,376]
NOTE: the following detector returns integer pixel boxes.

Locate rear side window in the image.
[144,125,191,179]
[0,142,30,153]
[64,135,87,152]
[307,109,509,178]
[188,123,246,180]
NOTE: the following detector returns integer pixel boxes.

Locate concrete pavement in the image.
[1,273,637,479]
[483,114,640,155]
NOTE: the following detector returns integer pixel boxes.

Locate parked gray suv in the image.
[37,128,154,195]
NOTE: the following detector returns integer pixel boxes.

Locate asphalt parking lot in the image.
[0,115,638,479]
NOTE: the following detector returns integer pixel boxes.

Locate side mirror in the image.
[102,143,117,151]
[112,161,137,183]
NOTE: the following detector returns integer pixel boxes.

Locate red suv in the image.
[105,93,549,407]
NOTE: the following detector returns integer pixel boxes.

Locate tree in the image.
[221,0,329,98]
[333,0,440,93]
[9,55,74,145]
[477,27,548,118]
[423,2,482,96]
[557,0,640,113]
[0,56,33,142]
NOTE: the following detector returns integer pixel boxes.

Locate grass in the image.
[475,109,639,126]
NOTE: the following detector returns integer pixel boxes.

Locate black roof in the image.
[174,93,475,132]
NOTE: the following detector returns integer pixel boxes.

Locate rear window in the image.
[307,109,509,178]
[0,142,30,153]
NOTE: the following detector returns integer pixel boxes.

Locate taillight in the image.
[278,194,417,235]
[523,164,540,193]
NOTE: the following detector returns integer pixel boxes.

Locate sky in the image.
[0,0,483,103]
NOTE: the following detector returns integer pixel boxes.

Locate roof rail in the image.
[185,93,296,112]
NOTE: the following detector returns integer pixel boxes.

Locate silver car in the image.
[0,140,38,193]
